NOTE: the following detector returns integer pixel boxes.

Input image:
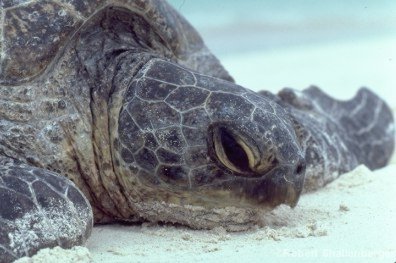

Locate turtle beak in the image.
[245,160,306,209]
[211,161,305,209]
[281,161,306,207]
[283,182,301,207]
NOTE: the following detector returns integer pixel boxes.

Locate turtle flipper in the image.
[303,87,394,169]
[274,86,394,190]
[0,157,93,262]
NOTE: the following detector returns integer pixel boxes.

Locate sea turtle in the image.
[0,0,394,261]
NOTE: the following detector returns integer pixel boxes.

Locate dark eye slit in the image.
[219,128,250,172]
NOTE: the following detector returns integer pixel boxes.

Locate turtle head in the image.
[112,58,305,227]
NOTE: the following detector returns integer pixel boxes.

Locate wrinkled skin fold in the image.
[0,0,394,261]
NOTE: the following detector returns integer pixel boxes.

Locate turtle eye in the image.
[213,127,254,174]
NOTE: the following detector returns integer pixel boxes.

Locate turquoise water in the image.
[168,0,396,55]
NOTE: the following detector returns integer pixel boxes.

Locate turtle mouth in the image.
[208,123,277,178]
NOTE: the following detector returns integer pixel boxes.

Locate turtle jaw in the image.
[252,163,306,208]
[119,161,306,231]
[202,161,306,210]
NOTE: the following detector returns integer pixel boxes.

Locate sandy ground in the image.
[88,165,396,263]
[16,37,396,263]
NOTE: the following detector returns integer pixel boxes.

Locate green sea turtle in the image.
[0,0,394,261]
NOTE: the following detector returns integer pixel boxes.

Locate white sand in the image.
[16,37,396,263]
[88,165,396,263]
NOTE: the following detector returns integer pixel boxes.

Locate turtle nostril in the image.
[295,163,305,175]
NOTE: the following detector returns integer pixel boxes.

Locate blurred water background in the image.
[168,0,395,55]
[167,0,396,105]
